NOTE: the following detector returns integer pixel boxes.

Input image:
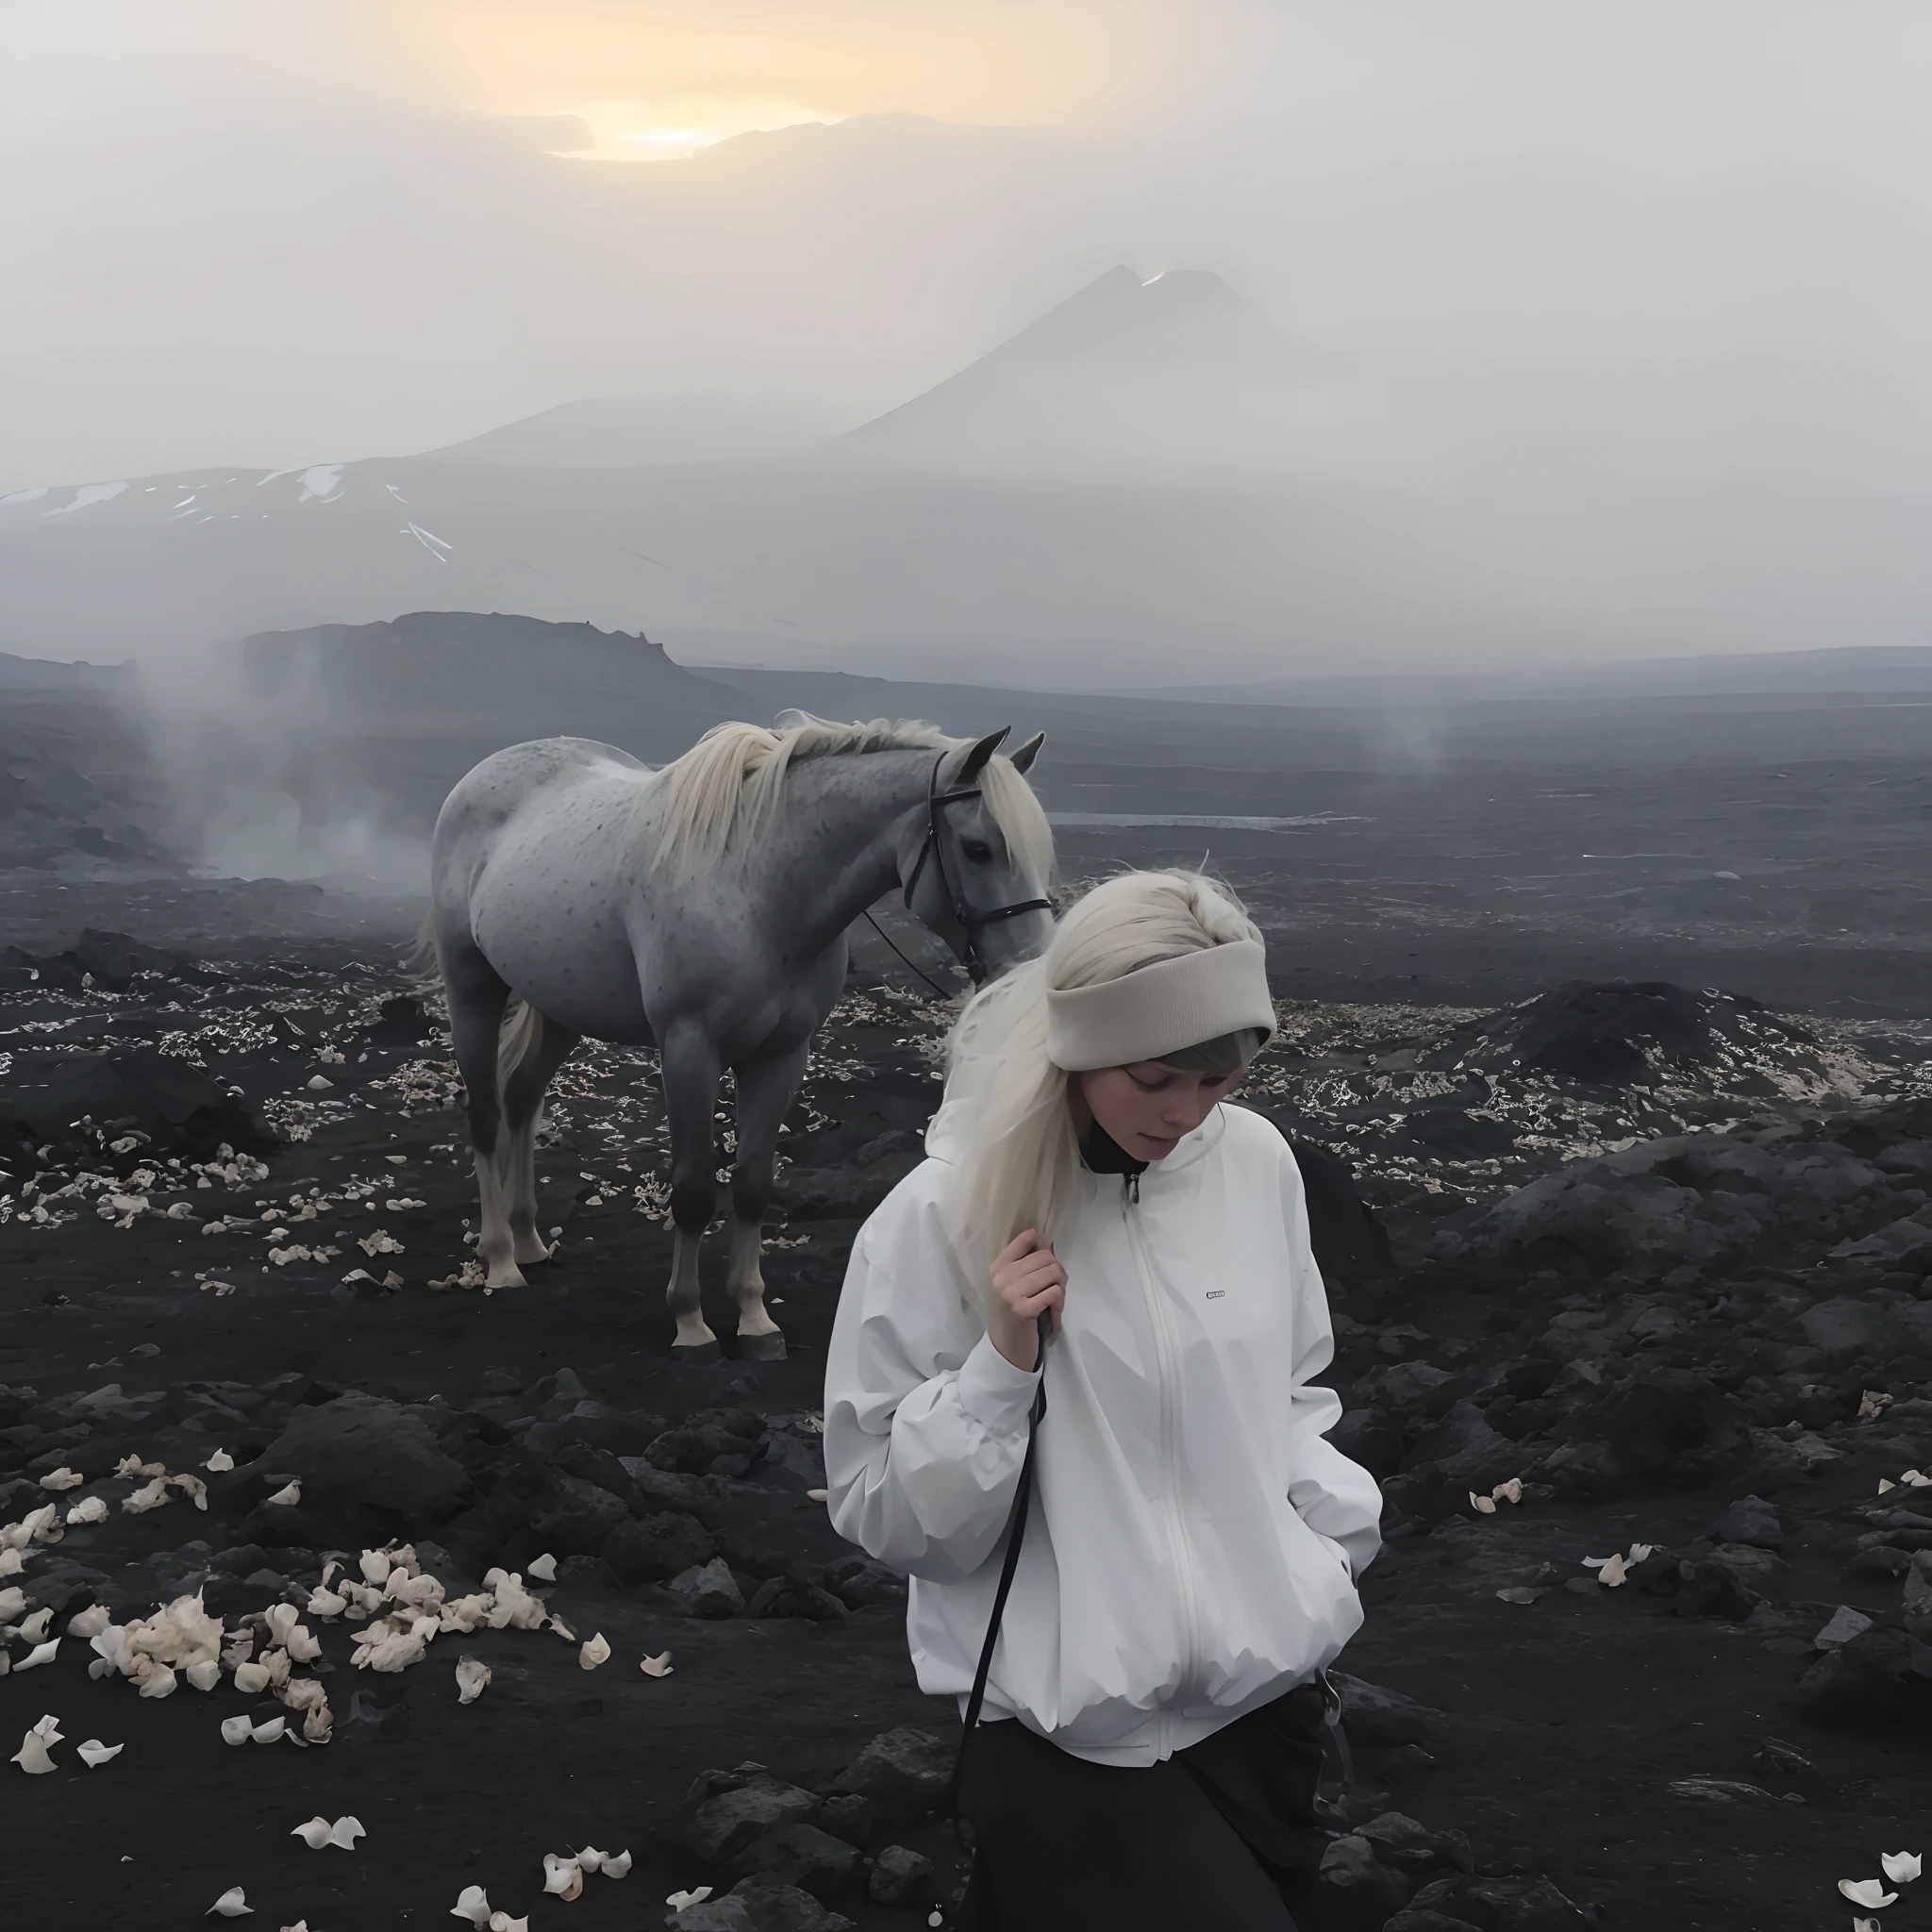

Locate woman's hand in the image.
[988,1228,1066,1371]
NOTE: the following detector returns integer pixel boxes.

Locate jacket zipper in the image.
[1122,1173,1197,1755]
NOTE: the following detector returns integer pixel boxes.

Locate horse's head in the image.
[899,726,1055,985]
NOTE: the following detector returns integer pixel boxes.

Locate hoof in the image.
[672,1340,722,1365]
[512,1241,553,1267]
[738,1331,788,1363]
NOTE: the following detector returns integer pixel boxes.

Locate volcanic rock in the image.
[672,1878,857,1932]
[668,1557,745,1618]
[746,1575,848,1622]
[1790,1624,1932,1731]
[683,1769,824,1862]
[1709,1495,1785,1548]
[601,1511,714,1584]
[1541,1372,1750,1499]
[822,1726,954,1827]
[727,1823,861,1901]
[0,1051,276,1165]
[245,1392,475,1540]
[867,1845,934,1907]
[1390,1872,1596,1931]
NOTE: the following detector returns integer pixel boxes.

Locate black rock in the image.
[682,1771,824,1862]
[0,1050,276,1166]
[1710,1494,1785,1548]
[242,1393,475,1540]
[1544,1372,1751,1499]
[822,1727,953,1827]
[822,1556,908,1611]
[1790,1625,1932,1731]
[1329,1674,1449,1751]
[746,1576,848,1622]
[556,1554,621,1591]
[1319,1833,1414,1926]
[728,1823,861,1901]
[602,1512,714,1584]
[1393,1872,1596,1931]
[867,1845,934,1907]
[814,1793,876,1848]
[525,1472,628,1556]
[1671,1559,1761,1621]
[673,1878,858,1932]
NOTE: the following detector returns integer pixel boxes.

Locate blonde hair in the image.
[941,869,1267,1302]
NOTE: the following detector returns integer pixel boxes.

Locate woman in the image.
[824,870,1382,1930]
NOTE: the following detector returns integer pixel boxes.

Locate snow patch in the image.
[43,480,129,518]
[298,465,343,502]
[402,523,452,560]
[2,487,49,506]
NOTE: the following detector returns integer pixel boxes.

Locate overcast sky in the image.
[6,2,1931,670]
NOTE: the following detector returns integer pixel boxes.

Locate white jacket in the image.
[823,1095,1382,1768]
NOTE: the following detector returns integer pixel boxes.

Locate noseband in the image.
[902,750,1052,985]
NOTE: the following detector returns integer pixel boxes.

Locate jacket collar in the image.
[924,1083,1227,1175]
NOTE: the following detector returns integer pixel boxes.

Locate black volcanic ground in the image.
[5,652,1932,1931]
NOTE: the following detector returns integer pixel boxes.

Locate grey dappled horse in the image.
[419,716,1055,1359]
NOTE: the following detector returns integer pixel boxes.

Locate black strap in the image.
[943,1311,1051,1823]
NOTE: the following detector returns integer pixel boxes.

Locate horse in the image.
[417,714,1055,1360]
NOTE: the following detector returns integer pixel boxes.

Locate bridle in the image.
[901,749,1052,985]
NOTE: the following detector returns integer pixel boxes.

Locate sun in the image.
[538,96,834,161]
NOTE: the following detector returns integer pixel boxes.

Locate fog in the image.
[5,1,1932,682]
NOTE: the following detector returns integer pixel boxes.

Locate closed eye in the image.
[960,838,993,862]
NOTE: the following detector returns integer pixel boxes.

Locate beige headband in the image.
[1044,939,1276,1073]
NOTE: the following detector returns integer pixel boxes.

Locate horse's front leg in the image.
[725,1039,811,1363]
[659,1022,724,1357]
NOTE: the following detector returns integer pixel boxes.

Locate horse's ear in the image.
[1008,730,1045,774]
[956,727,1010,784]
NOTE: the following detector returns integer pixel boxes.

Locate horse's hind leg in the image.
[500,1007,578,1266]
[659,1020,724,1358]
[724,1039,809,1362]
[441,932,524,1288]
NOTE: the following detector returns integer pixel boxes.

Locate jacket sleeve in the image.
[823,1179,1042,1584]
[1280,1149,1385,1580]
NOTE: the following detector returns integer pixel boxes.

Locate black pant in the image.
[955,1684,1330,1932]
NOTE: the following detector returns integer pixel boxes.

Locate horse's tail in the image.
[497,998,546,1096]
[402,910,440,986]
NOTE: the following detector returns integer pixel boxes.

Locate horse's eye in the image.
[960,838,993,862]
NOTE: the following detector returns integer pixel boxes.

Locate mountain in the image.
[0,264,1325,674]
[830,264,1298,477]
[417,394,844,469]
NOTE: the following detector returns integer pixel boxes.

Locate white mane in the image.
[647,712,1053,886]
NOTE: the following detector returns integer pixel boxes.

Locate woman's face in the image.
[1078,1060,1243,1162]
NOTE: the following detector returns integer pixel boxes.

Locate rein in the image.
[901,750,1053,986]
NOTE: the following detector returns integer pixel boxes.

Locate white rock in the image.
[640,1651,674,1677]
[666,1889,713,1910]
[18,1607,52,1641]
[39,1468,84,1491]
[456,1657,491,1705]
[207,1888,254,1917]
[185,1658,222,1692]
[575,1847,606,1874]
[307,1588,348,1621]
[204,1448,235,1473]
[77,1739,123,1767]
[135,1659,178,1699]
[579,1632,611,1671]
[233,1660,272,1695]
[250,1716,287,1744]
[220,1715,254,1746]
[487,1916,528,1932]
[328,1815,365,1849]
[264,1480,302,1507]
[526,1552,558,1582]
[123,1477,172,1514]
[0,1586,23,1622]
[541,1853,583,1901]
[67,1603,110,1640]
[291,1818,335,1848]
[601,1849,632,1879]
[65,1495,108,1525]
[1882,1851,1923,1884]
[14,1640,59,1673]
